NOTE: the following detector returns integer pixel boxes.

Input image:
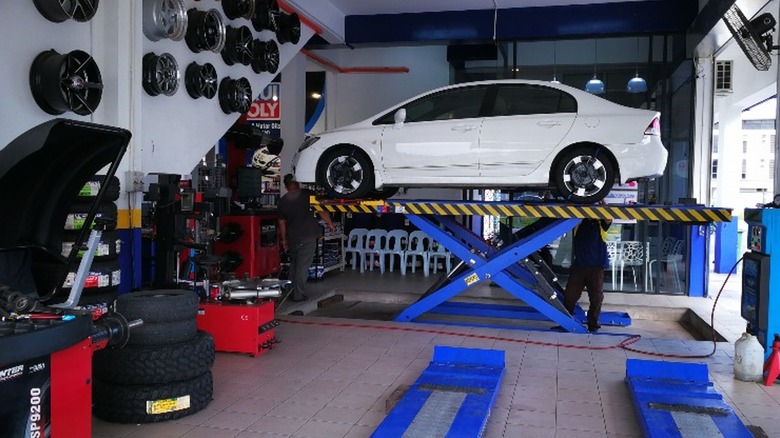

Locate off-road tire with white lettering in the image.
[94,331,214,384]
[76,175,121,202]
[127,319,197,346]
[61,230,120,262]
[116,290,199,323]
[64,202,118,231]
[92,371,213,423]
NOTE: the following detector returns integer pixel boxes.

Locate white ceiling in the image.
[326,0,649,16]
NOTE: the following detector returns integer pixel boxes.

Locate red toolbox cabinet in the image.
[196,300,278,357]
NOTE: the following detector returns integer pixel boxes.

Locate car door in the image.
[379,85,487,182]
[479,84,577,177]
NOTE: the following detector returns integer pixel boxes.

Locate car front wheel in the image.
[318,148,373,199]
[553,147,615,204]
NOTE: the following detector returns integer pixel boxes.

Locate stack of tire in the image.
[92,290,215,423]
[62,175,122,306]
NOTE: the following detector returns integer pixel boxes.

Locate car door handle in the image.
[451,125,476,132]
[537,120,562,128]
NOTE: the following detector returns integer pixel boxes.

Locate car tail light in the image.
[644,117,660,136]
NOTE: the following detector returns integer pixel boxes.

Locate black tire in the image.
[77,175,120,202]
[552,147,615,204]
[94,331,215,384]
[367,187,399,200]
[62,230,120,262]
[92,371,213,424]
[77,290,118,306]
[116,290,199,322]
[128,319,198,346]
[65,202,117,231]
[317,147,374,199]
[61,260,120,294]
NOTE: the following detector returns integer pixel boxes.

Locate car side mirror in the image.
[393,108,406,128]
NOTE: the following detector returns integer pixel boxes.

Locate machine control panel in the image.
[748,223,767,252]
[742,251,770,346]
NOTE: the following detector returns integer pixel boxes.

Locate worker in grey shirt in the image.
[277,174,335,302]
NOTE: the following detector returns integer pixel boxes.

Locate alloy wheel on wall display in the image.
[218,77,252,114]
[142,0,188,42]
[221,25,255,66]
[143,52,180,97]
[34,0,99,22]
[29,49,103,116]
[222,0,255,20]
[251,39,279,74]
[185,8,227,54]
[276,12,301,44]
[251,0,279,32]
[185,62,218,99]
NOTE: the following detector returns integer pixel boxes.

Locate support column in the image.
[692,56,714,206]
[715,103,743,208]
[280,53,307,181]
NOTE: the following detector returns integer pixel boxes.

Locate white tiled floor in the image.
[92,269,780,437]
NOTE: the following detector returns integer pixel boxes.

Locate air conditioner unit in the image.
[715,60,733,94]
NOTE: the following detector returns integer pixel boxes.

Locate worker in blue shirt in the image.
[563,214,612,332]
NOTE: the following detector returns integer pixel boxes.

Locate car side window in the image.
[491,85,577,117]
[374,86,487,125]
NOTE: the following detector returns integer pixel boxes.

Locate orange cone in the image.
[763,335,780,386]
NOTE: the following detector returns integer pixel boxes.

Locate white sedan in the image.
[292,79,668,204]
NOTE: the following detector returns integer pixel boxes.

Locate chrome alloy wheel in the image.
[142,0,188,41]
[561,154,608,198]
[326,156,364,196]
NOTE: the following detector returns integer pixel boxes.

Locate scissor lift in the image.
[312,198,732,333]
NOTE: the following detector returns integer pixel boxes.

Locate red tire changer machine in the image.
[0,120,141,438]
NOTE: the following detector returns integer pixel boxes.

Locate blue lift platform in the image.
[371,346,505,438]
[626,359,753,437]
[313,198,732,333]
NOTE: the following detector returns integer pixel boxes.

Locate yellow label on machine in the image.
[146,395,191,414]
[464,273,480,286]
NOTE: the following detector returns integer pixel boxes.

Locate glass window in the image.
[490,84,577,117]
[374,86,488,125]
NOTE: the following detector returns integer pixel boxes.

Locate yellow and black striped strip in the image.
[310,198,732,223]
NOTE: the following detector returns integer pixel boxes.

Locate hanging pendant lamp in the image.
[627,37,647,93]
[585,39,605,94]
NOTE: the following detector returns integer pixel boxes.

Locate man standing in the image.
[563,215,612,332]
[277,174,335,302]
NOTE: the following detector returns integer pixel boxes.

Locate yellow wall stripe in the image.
[117,209,142,229]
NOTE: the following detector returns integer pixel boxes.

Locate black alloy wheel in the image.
[318,148,374,199]
[185,62,218,99]
[34,0,99,22]
[142,0,188,41]
[251,39,279,74]
[251,0,279,32]
[276,12,301,44]
[185,8,227,53]
[29,49,103,116]
[553,147,615,204]
[221,25,255,66]
[222,0,255,20]
[218,77,253,114]
[142,52,179,96]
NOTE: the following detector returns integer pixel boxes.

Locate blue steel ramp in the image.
[371,346,505,438]
[626,359,752,438]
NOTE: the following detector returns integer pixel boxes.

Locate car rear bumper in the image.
[613,137,668,182]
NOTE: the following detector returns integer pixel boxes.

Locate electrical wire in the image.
[278,257,743,358]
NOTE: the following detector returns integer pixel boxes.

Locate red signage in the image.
[246,83,280,121]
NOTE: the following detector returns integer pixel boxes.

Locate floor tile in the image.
[181,426,240,438]
[246,415,307,435]
[201,411,264,431]
[293,420,353,438]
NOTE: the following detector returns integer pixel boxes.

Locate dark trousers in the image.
[289,239,317,300]
[563,266,604,330]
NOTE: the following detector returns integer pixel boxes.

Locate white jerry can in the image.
[734,333,764,382]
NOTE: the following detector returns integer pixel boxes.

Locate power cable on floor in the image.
[278,257,743,358]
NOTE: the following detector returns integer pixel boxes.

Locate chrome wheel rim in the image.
[143,0,187,41]
[326,156,364,195]
[143,52,179,96]
[561,154,607,198]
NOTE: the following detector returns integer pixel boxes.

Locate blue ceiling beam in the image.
[345,0,699,45]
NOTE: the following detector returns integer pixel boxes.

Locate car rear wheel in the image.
[553,147,614,204]
[318,148,373,199]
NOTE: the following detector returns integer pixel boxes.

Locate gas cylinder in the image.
[734,333,764,382]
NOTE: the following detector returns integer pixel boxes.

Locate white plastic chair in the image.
[379,229,408,274]
[428,239,452,274]
[403,230,431,276]
[648,238,684,291]
[365,229,388,272]
[606,241,619,290]
[618,241,646,291]
[343,228,369,272]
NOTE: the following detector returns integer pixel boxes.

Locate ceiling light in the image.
[586,75,605,94]
[311,92,321,99]
[627,74,647,93]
